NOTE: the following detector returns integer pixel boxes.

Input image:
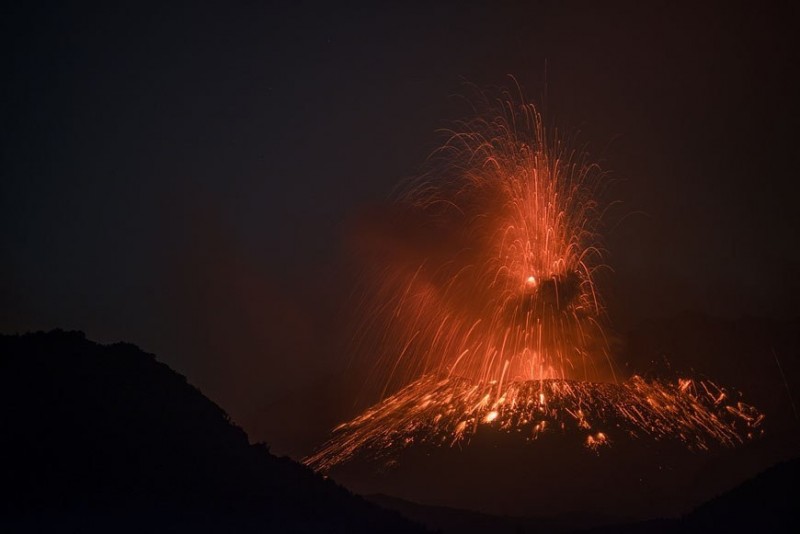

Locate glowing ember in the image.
[304,91,763,472]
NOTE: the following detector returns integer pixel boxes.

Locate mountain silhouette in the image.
[365,456,799,533]
[584,456,800,533]
[683,456,798,531]
[0,330,426,533]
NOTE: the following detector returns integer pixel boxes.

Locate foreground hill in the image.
[0,330,425,533]
[587,456,800,532]
[366,457,799,533]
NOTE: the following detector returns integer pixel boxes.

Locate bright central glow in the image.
[349,100,610,387]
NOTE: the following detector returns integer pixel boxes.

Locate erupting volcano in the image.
[304,91,763,473]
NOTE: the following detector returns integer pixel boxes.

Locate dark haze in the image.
[2,1,798,459]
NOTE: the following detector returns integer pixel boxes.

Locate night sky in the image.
[2,1,798,457]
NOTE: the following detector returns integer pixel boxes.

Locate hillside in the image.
[0,330,425,533]
[367,458,799,533]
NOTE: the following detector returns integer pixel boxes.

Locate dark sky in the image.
[2,1,798,456]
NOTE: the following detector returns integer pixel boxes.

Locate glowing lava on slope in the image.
[305,376,762,471]
[304,90,763,472]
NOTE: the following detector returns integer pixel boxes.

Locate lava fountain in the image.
[304,91,763,472]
